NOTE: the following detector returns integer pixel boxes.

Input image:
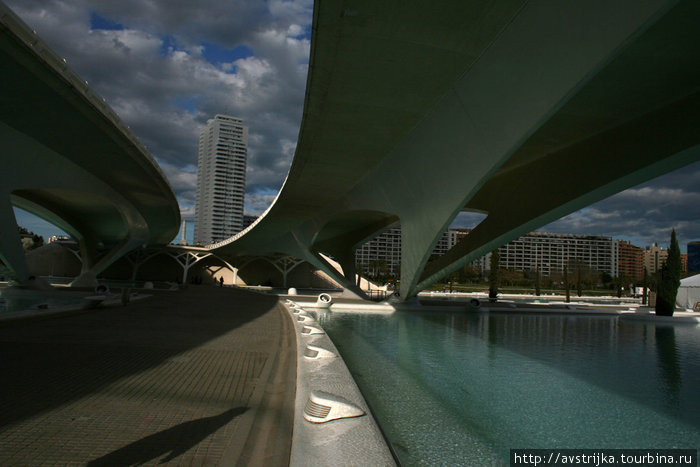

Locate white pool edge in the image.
[283,300,397,467]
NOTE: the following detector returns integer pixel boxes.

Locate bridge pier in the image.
[0,196,30,283]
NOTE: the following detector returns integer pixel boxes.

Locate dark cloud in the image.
[544,161,700,250]
[449,162,700,250]
[5,0,311,219]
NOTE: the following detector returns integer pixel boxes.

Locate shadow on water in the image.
[655,326,682,405]
[330,310,700,432]
[0,287,278,428]
[88,407,247,466]
[431,312,699,426]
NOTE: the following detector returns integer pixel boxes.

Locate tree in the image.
[30,234,44,250]
[563,265,570,303]
[459,264,481,283]
[571,261,581,296]
[368,259,387,280]
[18,227,44,251]
[642,267,648,306]
[489,250,500,301]
[614,275,629,298]
[656,230,682,316]
[534,266,541,296]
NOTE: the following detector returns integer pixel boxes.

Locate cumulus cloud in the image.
[5,0,311,219]
[244,191,280,216]
[544,161,700,250]
[447,161,700,251]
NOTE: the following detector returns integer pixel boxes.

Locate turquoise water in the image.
[316,310,700,465]
[0,288,90,314]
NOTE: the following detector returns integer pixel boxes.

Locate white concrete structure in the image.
[0,3,179,287]
[212,0,700,300]
[7,0,700,300]
[194,115,247,245]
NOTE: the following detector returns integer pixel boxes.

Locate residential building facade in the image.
[487,232,617,277]
[681,253,688,274]
[194,115,248,245]
[354,229,617,279]
[643,243,668,275]
[617,240,644,281]
[354,227,471,277]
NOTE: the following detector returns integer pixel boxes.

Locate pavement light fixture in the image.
[316,293,332,309]
[301,325,324,335]
[303,390,365,423]
[304,345,336,359]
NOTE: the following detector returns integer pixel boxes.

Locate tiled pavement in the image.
[0,287,296,466]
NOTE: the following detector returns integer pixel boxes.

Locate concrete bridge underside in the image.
[214,0,700,299]
[0,4,180,287]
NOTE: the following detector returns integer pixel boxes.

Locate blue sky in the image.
[7,1,700,252]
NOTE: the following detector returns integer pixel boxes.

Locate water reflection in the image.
[0,287,92,313]
[319,310,700,465]
[655,326,681,405]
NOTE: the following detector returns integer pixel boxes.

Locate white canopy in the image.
[676,274,700,310]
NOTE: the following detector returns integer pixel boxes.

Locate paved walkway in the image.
[0,287,296,466]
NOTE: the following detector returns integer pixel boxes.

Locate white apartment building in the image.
[355,227,470,276]
[194,115,248,245]
[476,232,617,277]
[356,228,617,279]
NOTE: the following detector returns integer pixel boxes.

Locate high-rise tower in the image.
[194,115,247,245]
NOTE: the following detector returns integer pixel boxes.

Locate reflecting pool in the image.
[316,310,700,465]
[0,288,91,314]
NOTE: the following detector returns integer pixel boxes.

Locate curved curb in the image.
[283,299,396,466]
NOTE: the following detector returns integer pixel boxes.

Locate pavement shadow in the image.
[0,287,279,428]
[87,407,247,466]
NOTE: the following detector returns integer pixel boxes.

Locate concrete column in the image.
[0,196,29,282]
[71,237,145,287]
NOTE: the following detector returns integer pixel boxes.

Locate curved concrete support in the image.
[124,249,167,281]
[415,143,700,296]
[158,247,240,285]
[338,0,678,299]
[266,257,305,288]
[213,0,700,300]
[0,4,180,287]
[1,122,152,287]
[302,251,366,298]
[0,195,28,282]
